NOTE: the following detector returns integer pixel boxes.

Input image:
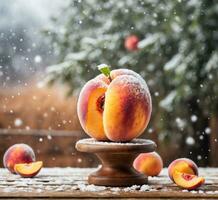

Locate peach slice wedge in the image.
[14,161,43,178]
[173,170,205,190]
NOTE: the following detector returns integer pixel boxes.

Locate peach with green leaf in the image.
[77,64,152,142]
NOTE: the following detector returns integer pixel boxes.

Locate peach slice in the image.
[173,171,205,190]
[14,161,43,178]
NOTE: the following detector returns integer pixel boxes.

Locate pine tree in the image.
[46,0,218,165]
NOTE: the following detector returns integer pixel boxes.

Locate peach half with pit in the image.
[133,152,163,176]
[77,64,152,142]
[173,171,205,190]
[168,158,198,182]
[3,144,36,174]
[14,161,43,178]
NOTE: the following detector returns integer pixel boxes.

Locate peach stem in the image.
[97,64,112,82]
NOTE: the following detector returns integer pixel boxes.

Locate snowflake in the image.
[190,115,198,122]
[154,92,159,96]
[175,117,185,129]
[199,135,204,140]
[36,81,44,88]
[197,155,202,160]
[14,118,23,127]
[205,127,211,134]
[34,55,42,63]
[186,136,195,145]
[208,74,213,79]
[47,135,52,140]
[148,128,153,133]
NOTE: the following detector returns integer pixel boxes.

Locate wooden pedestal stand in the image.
[76,138,156,187]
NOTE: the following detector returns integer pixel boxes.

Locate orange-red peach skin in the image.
[133,152,163,176]
[3,144,36,174]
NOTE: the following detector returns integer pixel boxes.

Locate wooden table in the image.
[0,168,217,199]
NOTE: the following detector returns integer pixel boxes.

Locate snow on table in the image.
[0,168,217,199]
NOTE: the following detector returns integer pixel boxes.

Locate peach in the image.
[77,65,152,142]
[14,161,43,178]
[173,171,205,190]
[3,144,36,174]
[124,35,139,51]
[133,152,163,176]
[168,158,198,182]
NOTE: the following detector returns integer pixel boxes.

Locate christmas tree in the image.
[46,0,218,165]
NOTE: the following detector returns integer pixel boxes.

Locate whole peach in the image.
[168,158,198,182]
[77,67,152,142]
[124,35,139,51]
[133,152,163,176]
[3,144,36,174]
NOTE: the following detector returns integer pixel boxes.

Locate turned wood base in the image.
[76,138,156,187]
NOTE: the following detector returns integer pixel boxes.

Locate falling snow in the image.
[205,127,211,134]
[199,135,204,140]
[47,135,52,140]
[34,55,42,63]
[175,117,186,129]
[14,118,23,127]
[186,136,195,146]
[191,115,198,122]
[154,92,159,97]
[197,155,202,160]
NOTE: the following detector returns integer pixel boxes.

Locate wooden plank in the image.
[0,168,218,199]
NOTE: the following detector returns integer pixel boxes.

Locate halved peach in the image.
[77,65,152,142]
[14,161,43,178]
[173,170,205,190]
[168,158,198,182]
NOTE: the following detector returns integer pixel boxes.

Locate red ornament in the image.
[124,35,139,51]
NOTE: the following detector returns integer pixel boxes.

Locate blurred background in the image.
[0,0,217,167]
